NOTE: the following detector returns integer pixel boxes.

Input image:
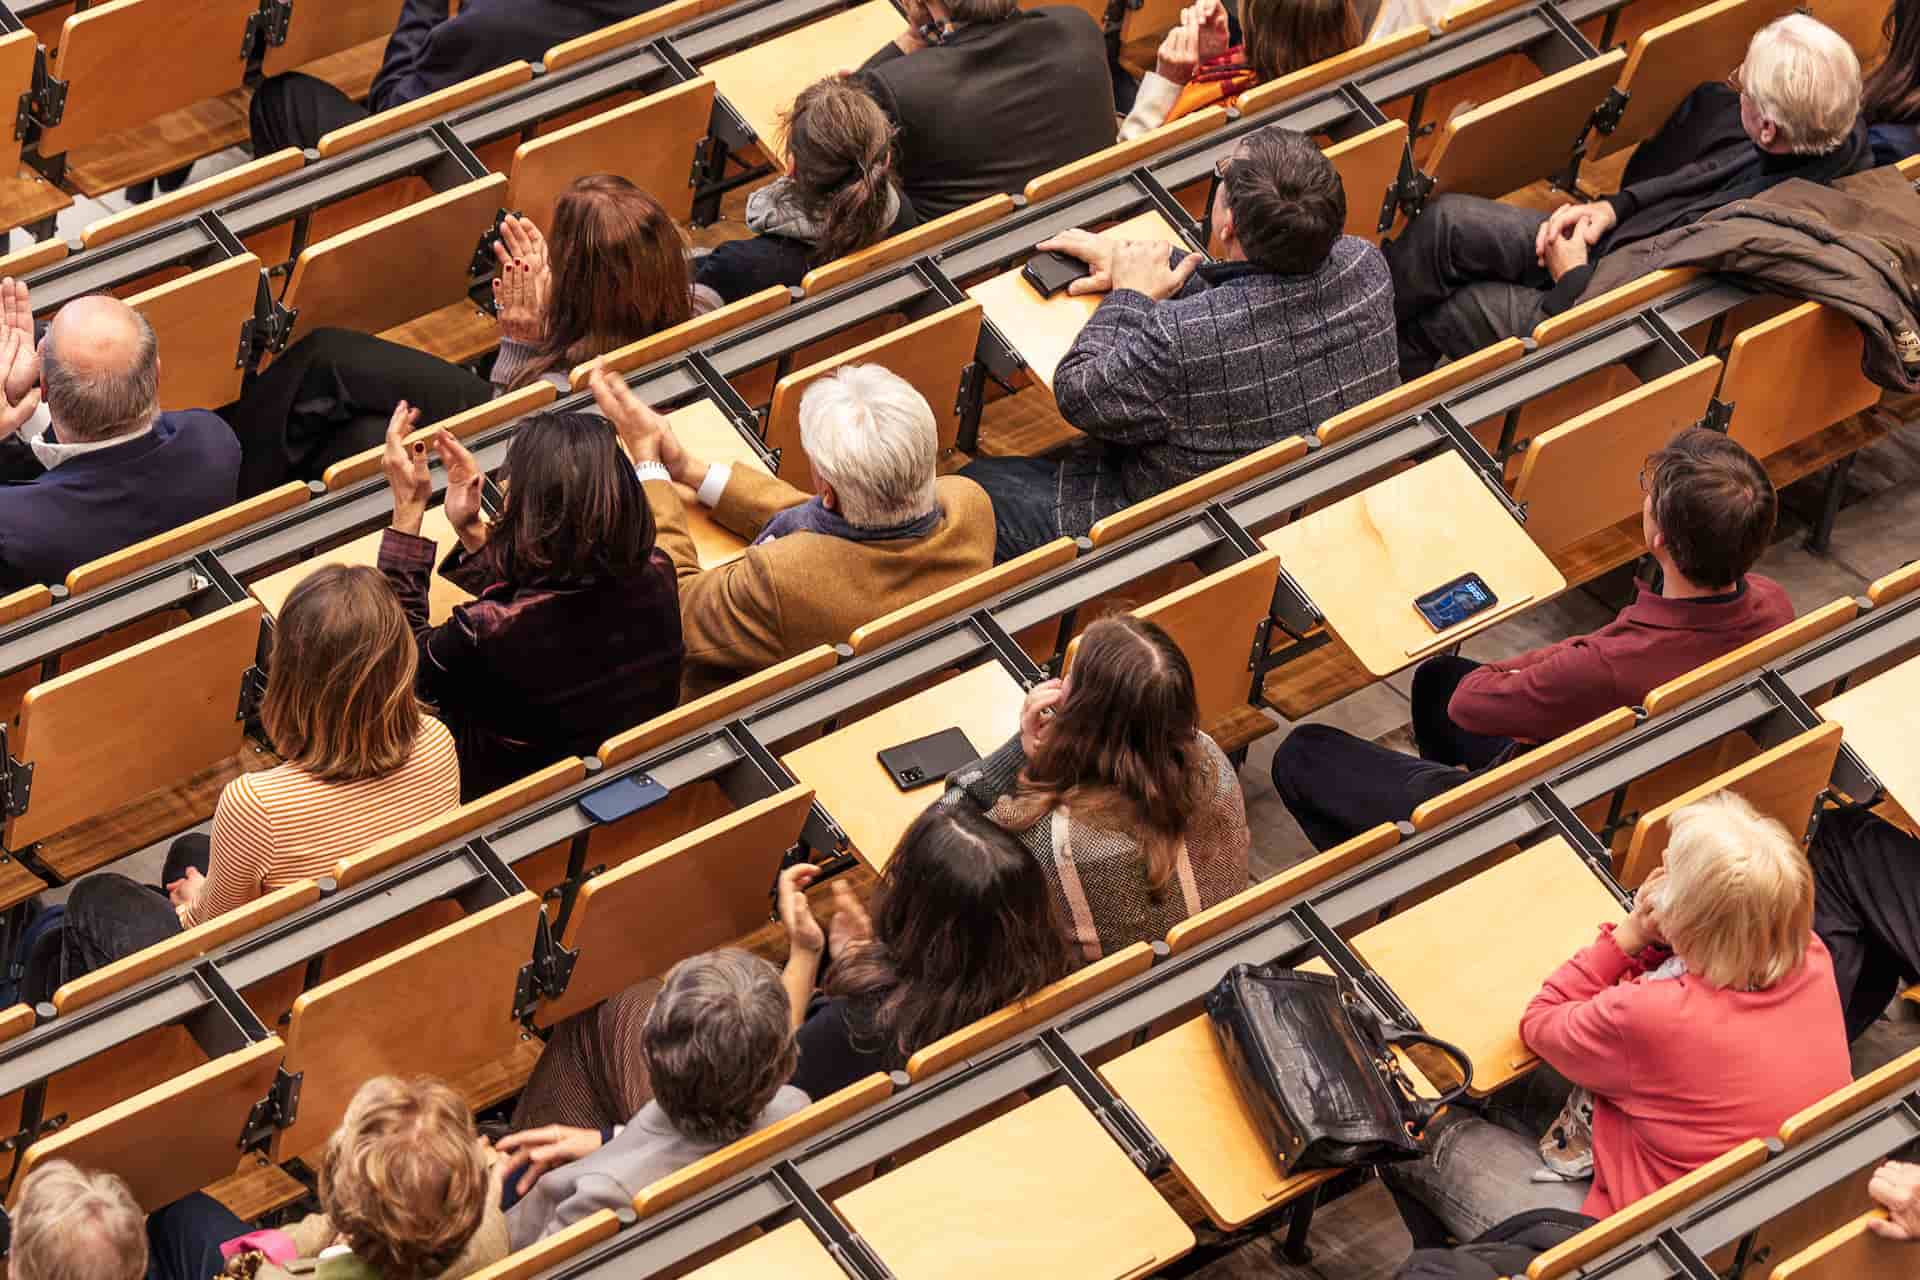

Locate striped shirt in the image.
[182,718,462,928]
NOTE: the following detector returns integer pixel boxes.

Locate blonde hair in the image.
[262,566,426,783]
[1741,14,1862,153]
[1660,790,1813,991]
[10,1161,146,1280]
[317,1077,489,1280]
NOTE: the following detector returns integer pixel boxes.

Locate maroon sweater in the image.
[1449,575,1793,743]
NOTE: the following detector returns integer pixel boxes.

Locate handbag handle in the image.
[1381,1027,1476,1131]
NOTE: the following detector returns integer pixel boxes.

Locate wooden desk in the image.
[1346,837,1624,1096]
[248,508,472,625]
[835,1086,1193,1279]
[780,662,1027,871]
[966,210,1189,389]
[1260,451,1566,677]
[1821,653,1920,815]
[685,1222,846,1280]
[671,398,776,571]
[703,2,907,162]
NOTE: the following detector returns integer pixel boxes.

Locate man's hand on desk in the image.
[1109,239,1204,301]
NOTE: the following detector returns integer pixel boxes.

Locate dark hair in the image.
[489,411,657,584]
[1243,0,1362,82]
[1221,126,1345,274]
[643,949,798,1145]
[1000,617,1207,895]
[1863,0,1920,123]
[517,175,693,388]
[782,78,901,267]
[1646,427,1776,588]
[828,805,1072,1067]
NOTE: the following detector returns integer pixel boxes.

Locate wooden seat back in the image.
[801,195,1014,296]
[1591,0,1799,159]
[83,150,307,249]
[1617,721,1843,887]
[570,285,793,389]
[0,30,36,178]
[1424,51,1627,201]
[1527,1139,1771,1278]
[1324,121,1413,243]
[316,64,535,159]
[281,174,509,343]
[120,253,266,412]
[66,482,310,596]
[1529,269,1701,348]
[1770,1211,1910,1279]
[1437,0,1534,29]
[764,302,982,470]
[10,1038,284,1212]
[6,600,262,849]
[905,942,1156,1079]
[1024,108,1230,205]
[273,892,542,1157]
[1867,561,1920,607]
[322,381,556,490]
[1318,339,1525,445]
[543,0,730,70]
[633,1074,894,1217]
[850,538,1078,655]
[1720,301,1882,463]
[39,0,261,159]
[535,787,816,1028]
[265,0,408,78]
[1411,708,1638,830]
[1089,439,1309,548]
[507,78,718,229]
[602,647,840,768]
[1234,28,1430,117]
[1166,824,1399,954]
[1781,1046,1920,1147]
[462,1211,624,1280]
[1644,599,1860,715]
[1511,357,1722,554]
[333,759,588,890]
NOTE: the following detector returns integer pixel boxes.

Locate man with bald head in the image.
[0,280,238,591]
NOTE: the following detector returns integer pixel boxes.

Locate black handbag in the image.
[1204,962,1475,1173]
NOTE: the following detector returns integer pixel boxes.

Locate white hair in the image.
[11,1161,147,1280]
[1661,790,1814,991]
[1741,14,1862,154]
[796,363,938,528]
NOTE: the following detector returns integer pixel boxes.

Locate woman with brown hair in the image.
[693,77,919,305]
[947,615,1250,962]
[1120,0,1364,140]
[224,175,707,497]
[378,408,683,800]
[1864,0,1920,164]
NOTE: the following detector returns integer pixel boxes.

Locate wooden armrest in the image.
[1644,598,1859,715]
[82,148,306,248]
[598,645,841,767]
[1527,1139,1770,1278]
[65,482,311,595]
[1411,708,1637,830]
[317,63,534,157]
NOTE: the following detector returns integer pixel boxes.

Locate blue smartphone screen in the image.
[1417,575,1495,630]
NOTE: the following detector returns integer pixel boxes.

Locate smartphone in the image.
[877,727,979,791]
[1022,251,1092,299]
[579,773,670,824]
[1413,573,1499,632]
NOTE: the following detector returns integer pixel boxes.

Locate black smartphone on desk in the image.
[1022,251,1091,298]
[1413,573,1498,632]
[877,728,979,791]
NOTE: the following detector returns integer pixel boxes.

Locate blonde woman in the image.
[1385,791,1850,1251]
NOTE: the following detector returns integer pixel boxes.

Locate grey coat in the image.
[1050,237,1399,534]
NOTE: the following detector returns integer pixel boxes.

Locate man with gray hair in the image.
[589,362,993,696]
[496,948,809,1246]
[1388,13,1870,376]
[9,1160,147,1280]
[0,279,239,590]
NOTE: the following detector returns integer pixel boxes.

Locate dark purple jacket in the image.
[379,529,684,800]
[370,0,667,114]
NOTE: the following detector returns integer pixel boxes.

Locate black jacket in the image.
[1395,1209,1594,1280]
[370,0,667,113]
[857,7,1115,219]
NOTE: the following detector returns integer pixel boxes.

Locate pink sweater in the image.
[1520,924,1850,1219]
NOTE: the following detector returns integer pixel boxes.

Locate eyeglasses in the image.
[1199,154,1236,246]
[1638,462,1654,495]
[1725,63,1744,95]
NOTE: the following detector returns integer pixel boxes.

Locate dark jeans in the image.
[1271,656,1516,850]
[956,455,1066,564]
[1812,807,1920,1041]
[147,1192,247,1280]
[221,327,492,497]
[56,835,208,991]
[250,73,373,154]
[1386,194,1554,378]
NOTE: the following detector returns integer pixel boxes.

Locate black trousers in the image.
[147,1192,249,1280]
[1385,194,1555,378]
[1271,657,1515,851]
[1812,807,1920,1041]
[250,72,372,154]
[222,327,492,498]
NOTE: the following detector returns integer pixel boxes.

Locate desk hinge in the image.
[0,1110,63,1155]
[514,914,578,1021]
[1590,86,1630,136]
[1702,397,1733,432]
[471,208,511,279]
[689,136,712,188]
[236,666,268,723]
[1396,168,1435,222]
[234,316,256,370]
[25,49,65,131]
[11,91,28,143]
[1247,616,1272,673]
[0,725,32,820]
[1037,1029,1170,1176]
[239,1068,302,1150]
[263,0,294,46]
[952,361,982,422]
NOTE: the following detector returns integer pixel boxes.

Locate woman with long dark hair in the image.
[948,615,1250,962]
[694,77,919,305]
[377,407,683,799]
[1864,0,1920,164]
[226,176,704,496]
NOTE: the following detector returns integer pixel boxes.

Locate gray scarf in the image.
[745,176,901,246]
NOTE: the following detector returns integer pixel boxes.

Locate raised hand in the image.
[491,215,551,345]
[777,863,826,957]
[1154,18,1201,85]
[0,328,44,439]
[435,429,488,553]
[1190,0,1231,61]
[380,401,429,535]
